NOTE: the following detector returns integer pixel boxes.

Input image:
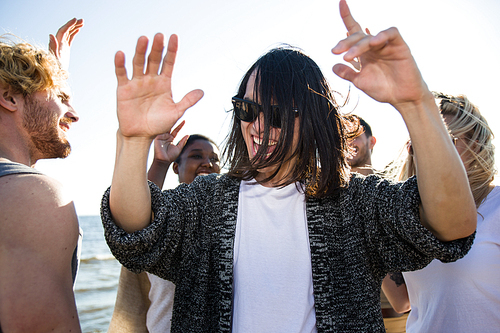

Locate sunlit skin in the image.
[412,115,473,174]
[240,71,300,186]
[22,89,79,163]
[173,140,220,184]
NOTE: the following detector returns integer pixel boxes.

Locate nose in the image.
[201,156,214,169]
[252,112,266,134]
[66,104,79,123]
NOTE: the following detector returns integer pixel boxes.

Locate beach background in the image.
[76,215,120,333]
[3,1,500,331]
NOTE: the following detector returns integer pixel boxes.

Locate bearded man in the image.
[0,18,83,332]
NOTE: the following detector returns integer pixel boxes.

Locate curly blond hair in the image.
[0,34,67,97]
[387,93,496,207]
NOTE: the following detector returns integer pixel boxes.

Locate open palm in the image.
[115,34,203,140]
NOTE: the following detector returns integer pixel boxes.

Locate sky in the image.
[1,0,500,216]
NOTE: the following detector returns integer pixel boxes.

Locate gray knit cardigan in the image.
[101,173,474,333]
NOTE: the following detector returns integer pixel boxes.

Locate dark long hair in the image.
[223,46,353,198]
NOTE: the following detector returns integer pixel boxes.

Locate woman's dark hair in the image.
[175,134,219,164]
[223,46,354,198]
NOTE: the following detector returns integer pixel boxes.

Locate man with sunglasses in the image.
[102,1,476,332]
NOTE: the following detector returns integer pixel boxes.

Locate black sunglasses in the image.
[231,96,298,128]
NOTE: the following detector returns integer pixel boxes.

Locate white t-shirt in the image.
[232,180,317,333]
[146,273,175,333]
[404,186,500,333]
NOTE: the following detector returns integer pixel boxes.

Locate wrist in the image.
[116,129,155,146]
[151,158,172,168]
[393,90,436,118]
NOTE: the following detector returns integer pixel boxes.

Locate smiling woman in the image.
[102,2,477,332]
[225,47,351,194]
[172,134,220,184]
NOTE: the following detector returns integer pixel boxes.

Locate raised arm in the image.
[147,120,188,188]
[110,33,203,232]
[332,0,476,241]
[48,18,84,71]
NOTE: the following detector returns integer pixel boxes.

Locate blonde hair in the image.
[388,93,496,207]
[0,34,67,97]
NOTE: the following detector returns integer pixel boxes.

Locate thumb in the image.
[177,89,204,112]
[173,135,189,160]
[177,135,189,150]
[48,34,58,55]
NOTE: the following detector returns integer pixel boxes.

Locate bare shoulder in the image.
[0,173,81,332]
[0,172,79,253]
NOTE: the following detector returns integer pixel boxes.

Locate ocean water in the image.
[76,215,120,333]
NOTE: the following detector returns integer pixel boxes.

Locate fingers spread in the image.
[161,34,178,78]
[146,33,165,75]
[132,36,149,78]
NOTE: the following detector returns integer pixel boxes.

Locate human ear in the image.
[172,162,179,175]
[370,136,377,150]
[0,88,20,112]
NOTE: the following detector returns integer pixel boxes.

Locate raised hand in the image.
[49,18,84,71]
[332,0,430,109]
[115,33,203,141]
[152,120,188,164]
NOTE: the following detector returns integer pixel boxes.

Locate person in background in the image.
[101,1,477,331]
[347,116,409,332]
[382,93,499,332]
[347,115,376,176]
[108,122,220,333]
[0,18,83,332]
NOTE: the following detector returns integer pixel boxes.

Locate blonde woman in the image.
[383,93,499,332]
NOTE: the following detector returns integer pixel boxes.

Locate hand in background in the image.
[49,18,84,71]
[153,120,188,165]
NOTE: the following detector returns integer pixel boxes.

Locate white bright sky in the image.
[2,0,499,216]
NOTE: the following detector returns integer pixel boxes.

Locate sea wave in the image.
[80,254,116,262]
[76,284,118,293]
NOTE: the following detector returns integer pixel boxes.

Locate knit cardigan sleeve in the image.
[346,173,475,273]
[100,173,231,284]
